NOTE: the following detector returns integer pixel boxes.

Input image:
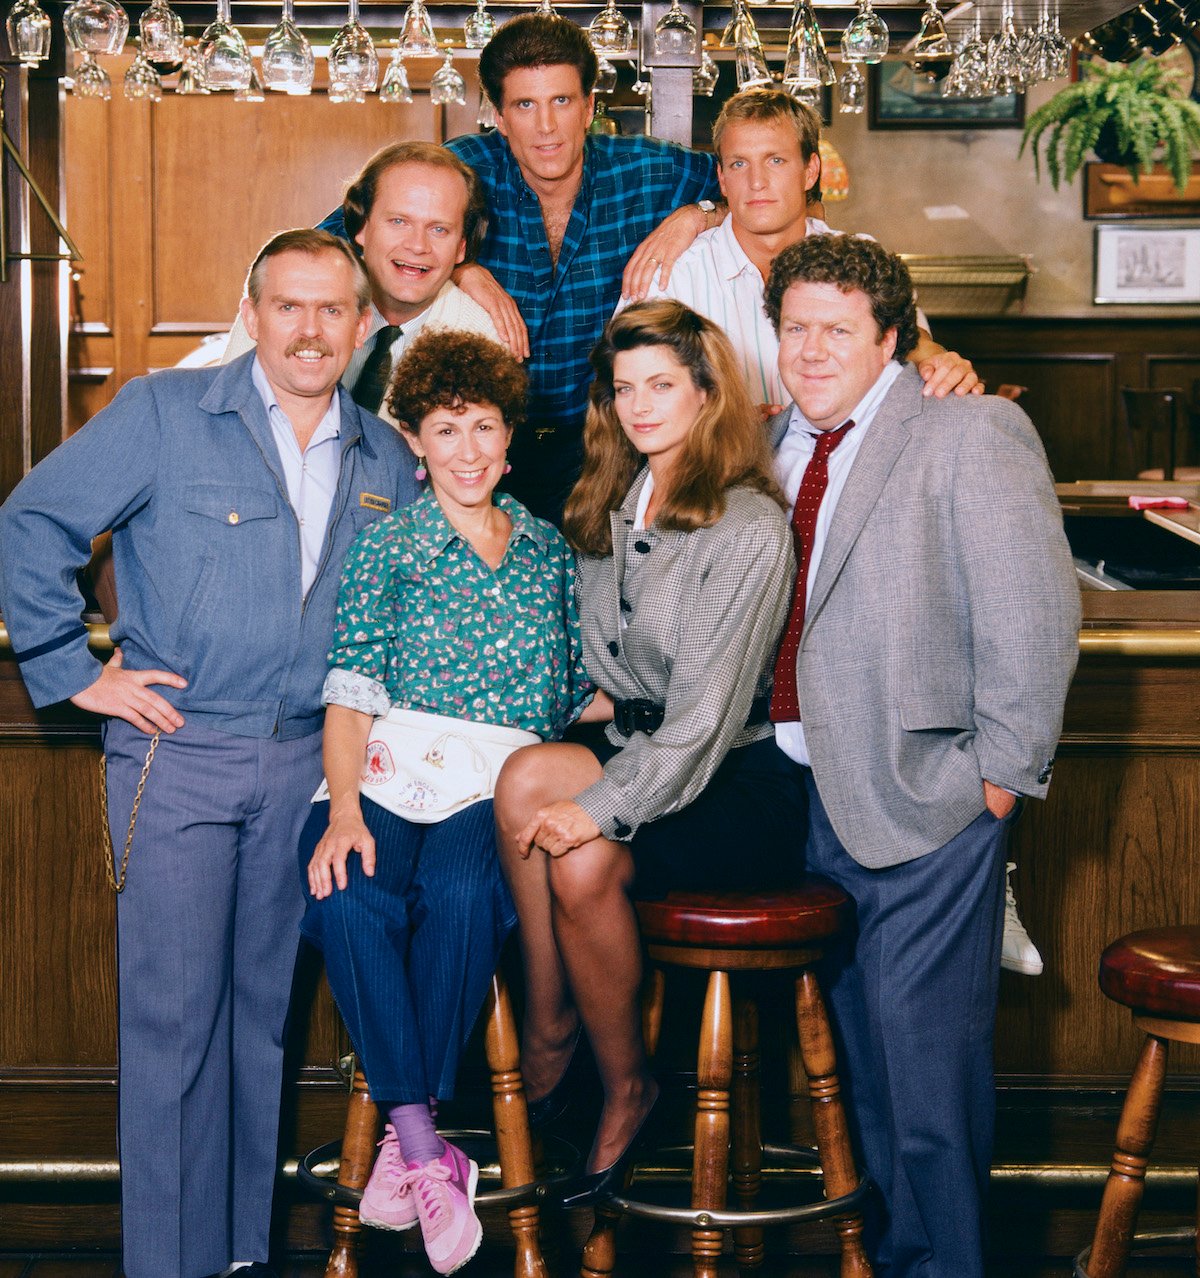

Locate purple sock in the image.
[387,1102,444,1168]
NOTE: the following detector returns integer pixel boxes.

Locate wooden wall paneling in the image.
[996,750,1200,1080]
[1,61,32,502]
[147,91,439,337]
[0,742,116,1068]
[27,64,65,467]
[960,352,1117,482]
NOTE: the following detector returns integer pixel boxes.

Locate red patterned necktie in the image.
[770,419,856,724]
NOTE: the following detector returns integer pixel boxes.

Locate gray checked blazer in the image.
[572,473,795,842]
[768,364,1081,869]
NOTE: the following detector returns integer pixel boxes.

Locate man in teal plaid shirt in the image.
[323,14,721,522]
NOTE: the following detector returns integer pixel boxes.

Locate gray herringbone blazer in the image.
[768,364,1081,869]
[572,474,795,842]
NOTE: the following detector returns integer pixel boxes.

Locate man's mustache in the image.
[285,339,334,357]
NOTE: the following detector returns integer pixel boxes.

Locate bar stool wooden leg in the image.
[325,1068,379,1278]
[794,970,873,1278]
[1088,1033,1170,1278]
[692,969,733,1278]
[1193,1167,1199,1278]
[485,971,549,1278]
[732,991,764,1274]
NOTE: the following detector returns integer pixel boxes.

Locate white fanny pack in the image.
[312,706,539,824]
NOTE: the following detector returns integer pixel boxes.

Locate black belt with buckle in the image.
[612,694,771,739]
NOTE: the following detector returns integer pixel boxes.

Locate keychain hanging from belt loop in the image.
[0,67,84,284]
[99,731,160,892]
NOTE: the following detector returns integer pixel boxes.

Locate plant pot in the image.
[1092,120,1134,167]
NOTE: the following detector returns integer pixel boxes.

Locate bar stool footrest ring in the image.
[1073,1226,1198,1278]
[608,1140,872,1228]
[298,1129,582,1212]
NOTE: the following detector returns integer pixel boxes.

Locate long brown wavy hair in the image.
[564,300,785,556]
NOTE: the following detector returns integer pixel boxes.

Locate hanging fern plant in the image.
[1020,58,1200,193]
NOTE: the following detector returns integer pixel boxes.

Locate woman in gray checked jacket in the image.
[495,300,806,1202]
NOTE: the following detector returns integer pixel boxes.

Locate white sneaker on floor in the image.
[1001,862,1043,976]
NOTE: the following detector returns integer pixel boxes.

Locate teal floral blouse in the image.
[324,487,593,740]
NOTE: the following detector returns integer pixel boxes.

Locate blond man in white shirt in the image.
[641,89,980,414]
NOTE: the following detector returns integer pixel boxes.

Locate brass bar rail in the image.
[6,625,1200,660]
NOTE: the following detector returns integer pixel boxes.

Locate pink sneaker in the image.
[359,1125,419,1232]
[398,1140,483,1275]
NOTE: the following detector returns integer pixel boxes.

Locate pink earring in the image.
[415,460,428,481]
[503,461,512,475]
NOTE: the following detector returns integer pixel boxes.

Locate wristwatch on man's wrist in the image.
[697,199,717,231]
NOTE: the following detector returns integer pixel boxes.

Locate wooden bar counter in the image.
[5,482,1200,1261]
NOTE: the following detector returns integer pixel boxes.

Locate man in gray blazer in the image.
[762,234,1080,1277]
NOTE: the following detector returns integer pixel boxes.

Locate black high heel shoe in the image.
[557,1088,660,1209]
[526,1027,585,1132]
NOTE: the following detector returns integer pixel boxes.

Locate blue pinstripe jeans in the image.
[299,796,517,1104]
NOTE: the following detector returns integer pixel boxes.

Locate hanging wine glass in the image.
[175,43,210,91]
[379,45,413,101]
[464,0,495,48]
[398,0,436,56]
[790,82,822,107]
[841,0,889,63]
[594,53,618,93]
[987,1,1021,94]
[63,0,128,55]
[476,86,496,125]
[535,0,556,14]
[722,0,764,51]
[138,0,183,61]
[1030,0,1069,80]
[783,0,834,89]
[7,0,53,66]
[692,48,718,95]
[589,0,633,54]
[198,0,252,90]
[734,38,772,89]
[909,0,954,74]
[235,61,265,98]
[328,0,378,98]
[71,49,112,96]
[124,37,163,97]
[654,0,698,57]
[630,39,651,94]
[262,0,313,92]
[837,60,866,110]
[430,46,466,105]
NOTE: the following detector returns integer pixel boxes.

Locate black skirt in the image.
[570,726,807,900]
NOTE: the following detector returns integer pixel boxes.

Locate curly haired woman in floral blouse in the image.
[298,329,602,1274]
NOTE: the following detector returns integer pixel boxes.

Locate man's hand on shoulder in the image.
[70,647,187,735]
[622,202,723,300]
[918,349,984,399]
[453,264,530,360]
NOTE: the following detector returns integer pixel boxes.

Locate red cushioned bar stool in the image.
[299,969,576,1278]
[1075,925,1200,1278]
[580,879,874,1278]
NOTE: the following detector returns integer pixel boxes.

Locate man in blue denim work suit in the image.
[0,229,418,1278]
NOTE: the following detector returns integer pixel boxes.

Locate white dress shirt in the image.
[773,360,903,767]
[251,357,342,598]
[642,218,927,411]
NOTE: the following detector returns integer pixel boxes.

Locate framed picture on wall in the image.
[1093,224,1200,304]
[867,62,1024,130]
